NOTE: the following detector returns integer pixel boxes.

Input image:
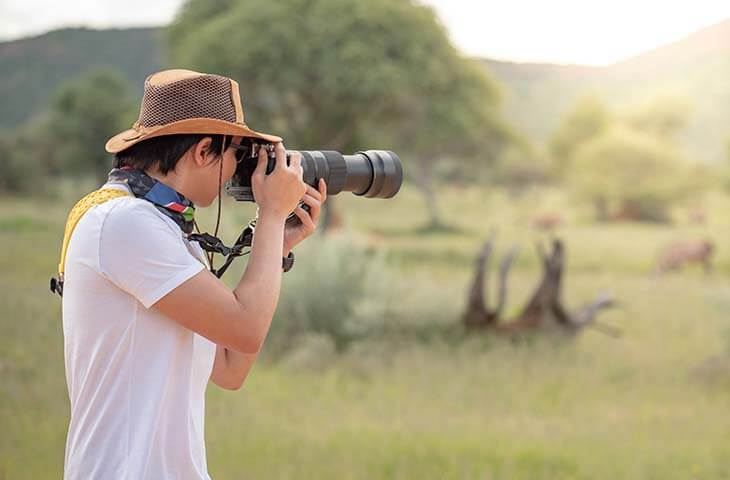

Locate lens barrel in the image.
[226,149,403,202]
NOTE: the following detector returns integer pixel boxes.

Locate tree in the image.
[569,126,692,222]
[373,58,516,228]
[548,95,611,176]
[168,0,512,229]
[0,115,58,195]
[623,95,691,140]
[0,130,29,194]
[490,143,551,195]
[551,93,701,222]
[50,68,135,183]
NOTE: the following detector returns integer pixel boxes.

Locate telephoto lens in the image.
[226,142,403,202]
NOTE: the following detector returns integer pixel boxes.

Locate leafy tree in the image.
[552,93,700,222]
[372,58,516,228]
[491,144,551,195]
[0,116,57,195]
[50,68,135,183]
[549,95,611,176]
[623,95,691,140]
[0,131,28,193]
[570,126,693,222]
[168,0,512,229]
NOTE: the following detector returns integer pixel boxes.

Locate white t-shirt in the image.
[62,183,216,479]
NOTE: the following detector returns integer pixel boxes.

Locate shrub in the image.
[0,129,47,195]
[267,235,398,355]
[569,126,694,222]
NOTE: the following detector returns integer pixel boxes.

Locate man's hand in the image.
[283,178,327,255]
[252,142,306,221]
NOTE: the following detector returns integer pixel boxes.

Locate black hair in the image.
[114,134,233,175]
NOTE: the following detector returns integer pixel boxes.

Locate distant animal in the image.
[655,239,714,276]
[531,213,563,231]
[688,207,707,225]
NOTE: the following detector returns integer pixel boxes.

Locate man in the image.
[60,69,327,478]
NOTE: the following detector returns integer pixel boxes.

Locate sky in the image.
[1,0,729,66]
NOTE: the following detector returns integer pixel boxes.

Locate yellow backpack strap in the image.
[51,188,131,296]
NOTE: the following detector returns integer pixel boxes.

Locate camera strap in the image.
[51,168,255,297]
[188,219,255,279]
[105,166,258,278]
[107,167,196,233]
[50,187,134,297]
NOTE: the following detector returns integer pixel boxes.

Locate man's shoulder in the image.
[99,195,181,237]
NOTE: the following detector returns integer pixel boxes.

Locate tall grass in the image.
[2,185,730,479]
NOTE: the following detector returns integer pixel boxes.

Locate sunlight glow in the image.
[1,0,729,66]
[421,0,730,65]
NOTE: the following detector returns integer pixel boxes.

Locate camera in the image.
[225,140,403,202]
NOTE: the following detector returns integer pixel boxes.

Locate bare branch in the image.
[589,322,622,338]
[494,246,519,318]
[467,233,495,312]
[571,292,616,327]
[463,236,618,337]
[464,231,498,328]
[550,299,573,327]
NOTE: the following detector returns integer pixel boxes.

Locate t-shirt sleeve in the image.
[98,201,205,309]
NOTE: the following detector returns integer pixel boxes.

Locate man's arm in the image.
[153,144,305,354]
[154,197,291,354]
[210,346,257,390]
[209,180,327,390]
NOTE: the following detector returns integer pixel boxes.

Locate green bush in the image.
[0,129,47,195]
[267,235,399,355]
[492,145,552,193]
[569,126,694,222]
[0,132,26,193]
[549,95,612,176]
[50,67,135,183]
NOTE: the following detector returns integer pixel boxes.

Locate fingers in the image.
[300,193,322,224]
[273,142,304,181]
[319,178,328,204]
[303,181,327,203]
[273,142,287,172]
[289,151,303,180]
[294,205,316,232]
[305,184,322,202]
[254,145,268,177]
[286,180,327,247]
[297,181,327,225]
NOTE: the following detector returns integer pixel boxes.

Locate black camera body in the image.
[225,141,403,202]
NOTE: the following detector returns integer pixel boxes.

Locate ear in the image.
[192,137,216,168]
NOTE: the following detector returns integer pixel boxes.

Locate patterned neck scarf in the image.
[107,167,196,234]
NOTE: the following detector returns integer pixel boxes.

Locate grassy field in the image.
[2,183,730,479]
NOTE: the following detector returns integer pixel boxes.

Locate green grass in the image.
[2,184,730,479]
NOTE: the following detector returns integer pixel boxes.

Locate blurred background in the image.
[2,0,730,478]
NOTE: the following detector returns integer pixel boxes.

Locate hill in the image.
[483,18,730,163]
[1,21,729,162]
[0,27,164,128]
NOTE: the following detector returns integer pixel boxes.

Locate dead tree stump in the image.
[462,235,618,337]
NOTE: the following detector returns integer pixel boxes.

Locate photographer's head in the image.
[113,134,242,207]
[105,69,281,206]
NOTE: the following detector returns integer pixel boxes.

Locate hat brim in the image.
[105,118,282,154]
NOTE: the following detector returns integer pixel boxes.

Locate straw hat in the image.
[105,69,281,153]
